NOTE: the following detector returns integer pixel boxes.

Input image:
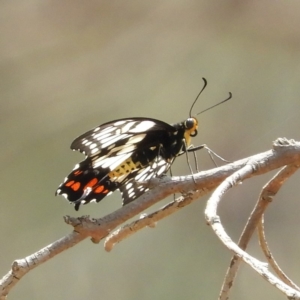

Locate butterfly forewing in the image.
[71,118,175,156]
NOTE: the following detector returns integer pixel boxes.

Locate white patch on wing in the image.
[93,132,112,140]
[101,134,131,148]
[100,135,118,144]
[91,148,100,155]
[73,163,80,170]
[128,190,135,198]
[116,144,136,155]
[158,159,166,166]
[106,143,116,151]
[151,162,157,169]
[127,134,146,144]
[102,134,144,156]
[138,173,148,182]
[94,126,115,136]
[157,165,167,175]
[132,156,169,182]
[135,166,151,181]
[121,121,137,133]
[93,152,132,170]
[106,145,123,153]
[129,121,156,133]
[89,143,97,149]
[127,187,134,194]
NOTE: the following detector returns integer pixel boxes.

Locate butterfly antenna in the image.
[189,78,207,117]
[197,92,232,115]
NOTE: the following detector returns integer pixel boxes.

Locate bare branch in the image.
[0,232,86,298]
[257,164,300,291]
[1,138,300,298]
[104,190,204,251]
[220,164,300,300]
[205,140,300,299]
[105,139,300,253]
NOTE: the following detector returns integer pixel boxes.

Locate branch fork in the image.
[1,138,300,299]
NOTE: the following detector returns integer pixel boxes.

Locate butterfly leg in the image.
[182,140,197,184]
[188,144,231,166]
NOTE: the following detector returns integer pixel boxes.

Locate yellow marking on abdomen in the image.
[108,157,142,179]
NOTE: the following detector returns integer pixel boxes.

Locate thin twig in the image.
[256,164,300,290]
[0,232,86,299]
[1,138,300,298]
[220,164,300,299]
[205,153,300,298]
[106,139,300,254]
[104,190,205,251]
[258,215,300,291]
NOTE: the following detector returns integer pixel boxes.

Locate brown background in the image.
[1,1,300,299]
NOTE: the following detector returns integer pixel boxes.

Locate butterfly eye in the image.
[184,118,196,129]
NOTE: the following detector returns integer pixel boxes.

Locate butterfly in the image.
[55,79,231,210]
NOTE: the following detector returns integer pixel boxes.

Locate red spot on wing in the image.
[65,181,81,191]
[74,170,83,176]
[94,185,105,193]
[84,178,98,190]
[72,182,81,191]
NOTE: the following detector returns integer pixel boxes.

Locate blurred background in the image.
[1,1,300,299]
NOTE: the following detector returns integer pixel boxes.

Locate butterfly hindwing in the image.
[56,159,118,207]
[119,156,172,205]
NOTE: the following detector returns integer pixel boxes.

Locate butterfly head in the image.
[184,117,198,137]
[183,117,198,146]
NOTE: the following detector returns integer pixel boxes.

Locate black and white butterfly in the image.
[55,79,231,210]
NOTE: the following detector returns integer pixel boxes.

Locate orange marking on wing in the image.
[103,189,109,194]
[84,178,98,190]
[65,180,75,187]
[94,185,105,193]
[71,182,81,191]
[74,170,83,176]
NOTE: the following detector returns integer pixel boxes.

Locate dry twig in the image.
[206,139,300,299]
[220,164,300,300]
[1,138,300,299]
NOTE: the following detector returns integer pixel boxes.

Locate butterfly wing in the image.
[55,159,120,210]
[119,156,173,205]
[56,118,177,209]
[71,118,175,156]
